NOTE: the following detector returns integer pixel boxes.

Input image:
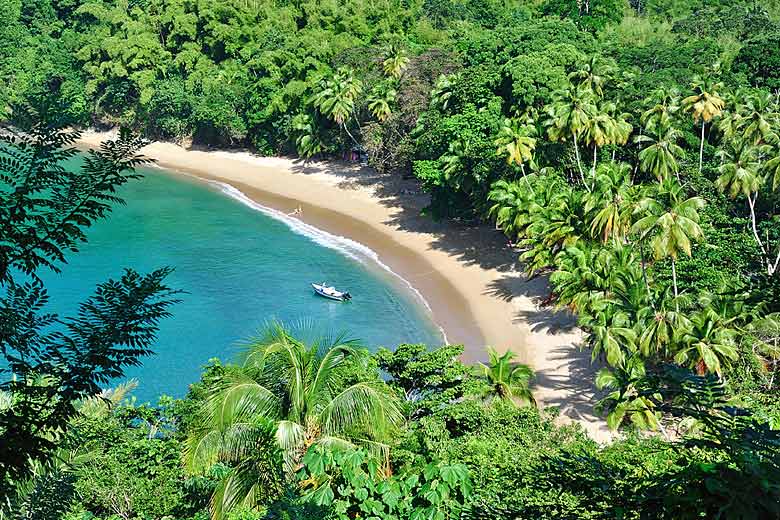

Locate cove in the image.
[41,163,444,402]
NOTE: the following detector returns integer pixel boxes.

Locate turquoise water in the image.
[42,164,443,401]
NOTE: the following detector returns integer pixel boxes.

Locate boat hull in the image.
[312,283,350,301]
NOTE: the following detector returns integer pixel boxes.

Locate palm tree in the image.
[716,139,761,199]
[184,322,402,517]
[552,243,641,316]
[545,86,597,187]
[596,355,659,431]
[479,348,535,406]
[635,123,685,182]
[581,297,638,367]
[716,139,780,276]
[641,88,681,136]
[636,294,692,360]
[735,89,779,147]
[765,143,780,192]
[682,77,726,174]
[521,184,586,273]
[583,101,632,185]
[568,55,616,98]
[429,74,456,111]
[310,67,363,145]
[291,113,325,159]
[367,84,396,122]
[675,309,738,376]
[584,161,635,243]
[382,45,410,79]
[487,179,535,239]
[440,139,468,190]
[495,118,537,193]
[632,179,705,305]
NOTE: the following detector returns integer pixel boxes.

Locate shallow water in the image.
[41,164,443,402]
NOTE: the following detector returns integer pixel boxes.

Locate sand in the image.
[76,130,611,441]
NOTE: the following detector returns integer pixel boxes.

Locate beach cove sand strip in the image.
[77,130,611,442]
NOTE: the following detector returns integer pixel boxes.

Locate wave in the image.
[203,179,448,344]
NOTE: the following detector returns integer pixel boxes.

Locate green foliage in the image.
[375,343,477,417]
[298,446,473,520]
[184,322,402,518]
[733,32,780,91]
[0,103,178,501]
[541,0,627,32]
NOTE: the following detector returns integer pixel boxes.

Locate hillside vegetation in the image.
[2,0,780,518]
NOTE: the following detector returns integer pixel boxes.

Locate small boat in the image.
[312,282,352,301]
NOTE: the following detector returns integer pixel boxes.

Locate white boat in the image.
[312,282,352,301]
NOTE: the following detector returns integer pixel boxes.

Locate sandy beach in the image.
[76,130,611,441]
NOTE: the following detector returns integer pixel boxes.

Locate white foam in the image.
[203,179,448,344]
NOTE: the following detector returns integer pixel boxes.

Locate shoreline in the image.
[196,175,450,344]
[76,130,611,441]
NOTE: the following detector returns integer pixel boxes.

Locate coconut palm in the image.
[552,243,641,316]
[487,179,535,239]
[585,161,636,243]
[635,123,685,182]
[184,322,402,517]
[636,294,692,360]
[716,139,761,199]
[583,102,632,184]
[632,179,705,304]
[440,139,468,190]
[310,67,363,145]
[581,296,638,367]
[552,245,613,314]
[367,84,396,122]
[641,88,681,135]
[765,142,780,192]
[675,309,738,376]
[735,89,779,147]
[682,77,726,174]
[596,355,659,431]
[545,86,597,187]
[521,185,586,273]
[568,55,616,98]
[291,113,325,159]
[716,139,780,276]
[479,348,535,406]
[382,45,410,79]
[495,118,538,193]
[430,74,456,111]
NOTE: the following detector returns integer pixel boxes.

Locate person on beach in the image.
[289,205,302,216]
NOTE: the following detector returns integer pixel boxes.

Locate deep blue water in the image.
[41,165,443,402]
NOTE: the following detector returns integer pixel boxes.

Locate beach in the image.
[76,130,611,441]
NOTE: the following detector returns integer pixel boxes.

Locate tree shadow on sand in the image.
[485,274,579,334]
[289,160,519,272]
[534,341,607,427]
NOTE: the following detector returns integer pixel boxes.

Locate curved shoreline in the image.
[157,162,487,357]
[76,131,611,441]
[199,176,449,344]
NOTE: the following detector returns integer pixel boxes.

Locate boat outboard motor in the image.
[343,292,352,300]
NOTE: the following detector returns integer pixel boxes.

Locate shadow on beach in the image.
[288,159,518,272]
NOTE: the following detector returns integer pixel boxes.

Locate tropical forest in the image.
[2,0,780,518]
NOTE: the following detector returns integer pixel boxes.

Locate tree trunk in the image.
[573,133,588,190]
[592,143,598,190]
[671,259,679,311]
[520,163,535,196]
[639,240,655,311]
[746,192,779,276]
[698,120,705,174]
